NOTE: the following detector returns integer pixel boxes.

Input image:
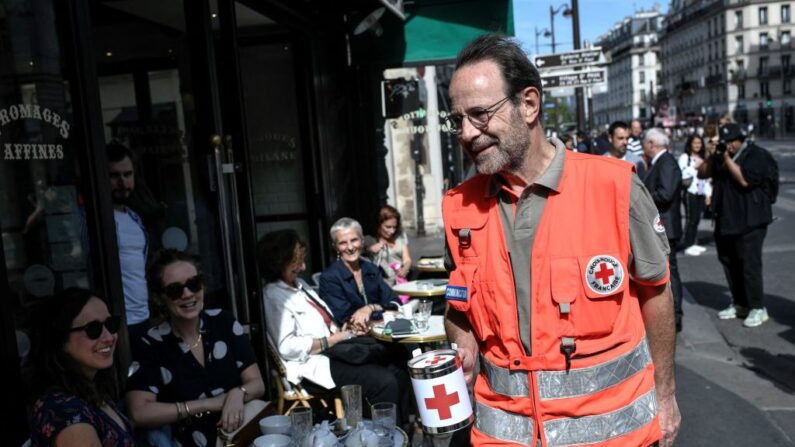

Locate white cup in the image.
[253,434,291,447]
[259,415,291,435]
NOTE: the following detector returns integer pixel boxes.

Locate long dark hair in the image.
[684,134,706,159]
[29,288,118,407]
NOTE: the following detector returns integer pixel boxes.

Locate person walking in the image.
[698,123,777,327]
[442,34,680,447]
[605,120,644,169]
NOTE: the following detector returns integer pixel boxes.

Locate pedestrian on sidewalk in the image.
[698,123,778,327]
[678,134,712,256]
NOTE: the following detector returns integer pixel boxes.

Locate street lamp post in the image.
[535,26,551,55]
[548,3,571,53]
[571,0,586,131]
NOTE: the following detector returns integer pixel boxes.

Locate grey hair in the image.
[643,127,669,149]
[329,217,363,243]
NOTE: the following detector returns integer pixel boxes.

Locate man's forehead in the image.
[450,61,505,107]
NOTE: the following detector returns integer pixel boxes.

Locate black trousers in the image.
[683,193,706,248]
[716,226,767,309]
[668,239,683,326]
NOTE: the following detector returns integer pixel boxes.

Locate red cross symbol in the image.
[594,263,615,285]
[426,356,446,365]
[425,384,460,420]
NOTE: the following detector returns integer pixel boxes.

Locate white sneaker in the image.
[743,308,769,327]
[684,245,703,256]
[691,244,707,253]
[717,304,749,320]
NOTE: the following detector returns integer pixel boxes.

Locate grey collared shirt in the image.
[446,138,669,354]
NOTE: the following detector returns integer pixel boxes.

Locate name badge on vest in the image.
[445,285,468,302]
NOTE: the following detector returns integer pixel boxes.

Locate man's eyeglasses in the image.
[162,274,204,300]
[69,315,122,340]
[445,96,513,135]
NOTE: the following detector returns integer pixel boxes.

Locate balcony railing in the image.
[705,74,724,84]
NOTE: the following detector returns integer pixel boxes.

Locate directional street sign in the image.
[541,70,606,89]
[534,48,603,70]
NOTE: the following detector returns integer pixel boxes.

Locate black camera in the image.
[715,142,727,154]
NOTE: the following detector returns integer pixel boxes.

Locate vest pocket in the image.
[550,254,626,339]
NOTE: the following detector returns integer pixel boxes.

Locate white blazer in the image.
[264,279,339,389]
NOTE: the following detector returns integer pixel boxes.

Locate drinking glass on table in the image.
[341,384,362,429]
[290,406,312,446]
[371,402,396,446]
[414,299,432,333]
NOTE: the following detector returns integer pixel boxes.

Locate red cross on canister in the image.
[408,349,474,435]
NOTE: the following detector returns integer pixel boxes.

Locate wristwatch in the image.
[238,385,248,400]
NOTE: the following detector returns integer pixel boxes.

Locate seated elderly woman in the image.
[319,217,399,330]
[259,229,409,421]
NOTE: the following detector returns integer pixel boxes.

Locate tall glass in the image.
[414,299,432,332]
[340,384,362,429]
[371,402,396,446]
[290,406,312,446]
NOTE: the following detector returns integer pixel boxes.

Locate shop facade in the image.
[0,0,510,443]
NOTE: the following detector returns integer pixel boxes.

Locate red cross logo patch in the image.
[653,214,666,233]
[585,255,625,295]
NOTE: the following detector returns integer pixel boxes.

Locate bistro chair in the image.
[266,340,343,417]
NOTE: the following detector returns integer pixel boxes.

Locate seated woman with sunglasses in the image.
[28,287,134,447]
[125,249,264,447]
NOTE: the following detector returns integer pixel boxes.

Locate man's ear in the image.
[520,86,541,125]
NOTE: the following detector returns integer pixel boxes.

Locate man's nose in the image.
[459,117,481,142]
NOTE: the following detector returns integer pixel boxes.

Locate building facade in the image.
[593,10,664,128]
[660,0,794,135]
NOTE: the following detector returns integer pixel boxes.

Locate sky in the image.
[513,0,668,57]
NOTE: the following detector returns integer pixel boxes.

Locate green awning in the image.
[353,0,514,65]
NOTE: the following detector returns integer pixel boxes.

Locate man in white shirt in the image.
[108,143,149,358]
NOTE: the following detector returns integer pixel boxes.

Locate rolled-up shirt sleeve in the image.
[629,174,670,285]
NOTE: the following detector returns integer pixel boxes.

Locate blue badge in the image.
[445,285,468,302]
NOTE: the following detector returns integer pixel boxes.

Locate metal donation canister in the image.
[408,349,474,434]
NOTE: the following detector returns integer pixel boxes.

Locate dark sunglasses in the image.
[162,274,204,300]
[69,315,122,340]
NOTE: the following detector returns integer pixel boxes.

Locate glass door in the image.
[90,0,240,313]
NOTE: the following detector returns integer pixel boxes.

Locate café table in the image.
[416,256,446,273]
[370,314,447,347]
[392,279,448,298]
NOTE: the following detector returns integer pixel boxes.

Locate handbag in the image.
[323,335,386,365]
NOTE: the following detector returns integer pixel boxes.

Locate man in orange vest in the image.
[441,34,681,447]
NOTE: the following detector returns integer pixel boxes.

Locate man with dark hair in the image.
[698,123,777,327]
[108,142,149,357]
[443,34,680,447]
[606,120,643,167]
[642,128,683,332]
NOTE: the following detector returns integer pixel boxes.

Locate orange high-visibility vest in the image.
[443,151,667,447]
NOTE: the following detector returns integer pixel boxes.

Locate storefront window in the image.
[1,0,91,370]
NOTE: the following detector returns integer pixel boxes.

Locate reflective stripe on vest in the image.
[475,388,657,446]
[474,401,535,445]
[480,337,652,400]
[543,388,658,446]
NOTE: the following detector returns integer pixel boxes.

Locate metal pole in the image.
[535,26,539,55]
[549,6,556,53]
[572,0,586,130]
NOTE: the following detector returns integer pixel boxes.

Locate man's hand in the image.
[656,390,681,447]
[445,308,478,384]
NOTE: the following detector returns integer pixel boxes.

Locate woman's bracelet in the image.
[176,401,183,420]
[184,401,192,417]
[320,336,329,351]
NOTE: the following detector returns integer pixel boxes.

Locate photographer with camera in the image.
[698,123,778,327]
